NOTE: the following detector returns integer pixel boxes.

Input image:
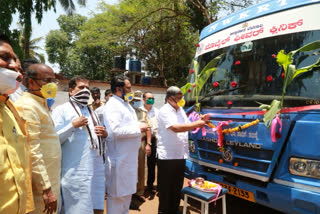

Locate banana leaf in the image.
[292,57,320,79]
[263,100,281,128]
[290,40,320,56]
[180,83,194,95]
[195,53,225,103]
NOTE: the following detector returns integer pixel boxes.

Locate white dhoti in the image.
[107,195,131,214]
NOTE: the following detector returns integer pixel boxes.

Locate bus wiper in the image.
[199,85,247,102]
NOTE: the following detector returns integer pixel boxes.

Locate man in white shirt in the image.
[103,75,149,214]
[140,91,159,193]
[157,86,210,214]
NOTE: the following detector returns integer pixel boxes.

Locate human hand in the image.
[145,144,151,156]
[95,126,108,138]
[201,114,210,122]
[42,188,57,214]
[139,123,149,132]
[72,116,88,128]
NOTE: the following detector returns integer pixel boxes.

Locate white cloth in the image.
[95,105,105,125]
[52,102,105,213]
[157,103,190,160]
[9,84,26,102]
[140,105,159,137]
[103,95,141,198]
[107,195,131,214]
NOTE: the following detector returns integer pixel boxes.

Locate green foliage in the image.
[259,100,280,128]
[181,53,224,111]
[186,0,255,30]
[45,14,113,80]
[79,0,198,86]
[260,40,320,128]
[276,40,320,107]
[2,0,86,60]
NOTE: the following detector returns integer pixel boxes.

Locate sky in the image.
[10,0,118,71]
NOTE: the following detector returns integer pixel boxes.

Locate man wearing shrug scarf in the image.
[52,76,107,214]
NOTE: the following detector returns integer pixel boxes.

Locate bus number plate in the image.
[214,181,255,202]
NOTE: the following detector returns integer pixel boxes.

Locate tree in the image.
[186,0,258,31]
[20,33,45,63]
[79,0,197,86]
[45,14,113,80]
[1,0,86,60]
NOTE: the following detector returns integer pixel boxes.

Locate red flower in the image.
[234,60,241,65]
[281,73,285,79]
[192,84,196,88]
[275,133,281,139]
[188,89,191,93]
[196,43,200,47]
[272,54,276,58]
[190,69,194,74]
[227,101,232,105]
[213,82,219,88]
[267,75,273,82]
[230,81,237,88]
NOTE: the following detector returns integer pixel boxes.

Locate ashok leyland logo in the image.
[222,148,233,162]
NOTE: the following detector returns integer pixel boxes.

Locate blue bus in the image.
[184,0,320,213]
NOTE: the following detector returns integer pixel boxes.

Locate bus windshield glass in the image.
[185,30,320,108]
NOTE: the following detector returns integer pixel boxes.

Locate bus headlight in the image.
[289,157,320,179]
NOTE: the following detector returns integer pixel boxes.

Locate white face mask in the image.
[0,67,21,95]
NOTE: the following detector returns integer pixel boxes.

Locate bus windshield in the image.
[185,30,320,108]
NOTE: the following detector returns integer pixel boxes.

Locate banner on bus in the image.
[196,4,320,58]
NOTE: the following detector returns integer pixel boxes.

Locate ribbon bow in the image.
[188,111,216,136]
[271,114,282,142]
[212,121,231,148]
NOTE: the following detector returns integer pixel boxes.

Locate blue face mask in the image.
[47,98,55,109]
[133,101,141,109]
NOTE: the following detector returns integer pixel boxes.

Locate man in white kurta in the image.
[52,76,107,214]
[103,75,148,214]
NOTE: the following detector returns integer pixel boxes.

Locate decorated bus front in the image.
[183,0,320,213]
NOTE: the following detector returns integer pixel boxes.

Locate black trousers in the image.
[157,159,185,214]
[147,136,157,188]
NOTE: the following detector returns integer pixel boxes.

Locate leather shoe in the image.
[146,186,157,194]
[137,195,146,202]
[129,202,139,210]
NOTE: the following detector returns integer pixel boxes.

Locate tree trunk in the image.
[23,0,32,59]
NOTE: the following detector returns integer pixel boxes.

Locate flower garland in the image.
[214,119,260,151]
[222,119,259,134]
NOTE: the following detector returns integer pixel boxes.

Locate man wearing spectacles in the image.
[141,91,159,194]
[15,63,61,214]
[10,58,39,102]
[0,34,34,214]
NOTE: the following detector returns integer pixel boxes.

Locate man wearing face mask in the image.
[141,91,159,194]
[157,86,210,214]
[0,34,34,214]
[130,91,152,207]
[51,76,107,214]
[10,58,39,102]
[102,75,149,214]
[15,63,61,214]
